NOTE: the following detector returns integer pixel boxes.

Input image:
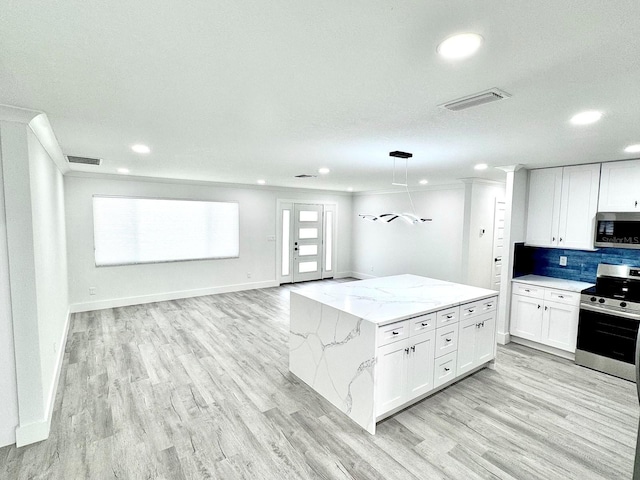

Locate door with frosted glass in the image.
[293,204,324,282]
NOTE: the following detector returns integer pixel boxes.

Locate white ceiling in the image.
[2,1,640,192]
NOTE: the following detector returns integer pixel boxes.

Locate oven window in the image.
[577,309,639,364]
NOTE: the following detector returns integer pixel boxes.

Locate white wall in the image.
[27,129,70,416]
[65,175,353,310]
[462,181,506,288]
[0,127,19,448]
[0,115,70,446]
[351,186,465,282]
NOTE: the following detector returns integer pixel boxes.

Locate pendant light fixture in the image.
[358,151,432,224]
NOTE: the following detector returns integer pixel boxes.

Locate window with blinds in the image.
[93,196,239,266]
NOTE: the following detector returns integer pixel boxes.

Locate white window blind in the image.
[93,196,239,266]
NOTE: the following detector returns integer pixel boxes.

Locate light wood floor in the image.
[1,279,638,479]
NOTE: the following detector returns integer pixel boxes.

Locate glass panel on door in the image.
[293,204,324,282]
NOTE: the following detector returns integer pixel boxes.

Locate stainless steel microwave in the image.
[595,212,640,249]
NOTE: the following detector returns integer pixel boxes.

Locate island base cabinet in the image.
[375,330,435,416]
[457,313,496,376]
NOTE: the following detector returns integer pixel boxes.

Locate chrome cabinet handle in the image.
[444,367,450,372]
[558,295,564,299]
[486,303,493,308]
[524,289,531,292]
[446,315,453,319]
[405,348,410,354]
[411,346,416,352]
[392,331,399,335]
[545,306,548,311]
[538,304,541,309]
[445,338,452,342]
[421,322,429,327]
[468,309,474,313]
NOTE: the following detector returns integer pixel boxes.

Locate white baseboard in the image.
[15,308,71,447]
[69,280,279,313]
[333,271,358,279]
[350,271,376,280]
[496,331,511,345]
[510,336,575,361]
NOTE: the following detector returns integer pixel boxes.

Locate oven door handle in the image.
[580,303,640,320]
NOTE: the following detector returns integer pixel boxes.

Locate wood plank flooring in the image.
[1,279,638,479]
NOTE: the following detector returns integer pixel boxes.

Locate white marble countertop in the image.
[292,274,498,325]
[512,274,593,293]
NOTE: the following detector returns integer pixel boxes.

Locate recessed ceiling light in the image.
[474,163,488,170]
[624,144,640,153]
[570,111,603,125]
[257,179,266,185]
[131,144,151,154]
[318,167,330,175]
[347,187,353,192]
[419,179,428,185]
[117,168,130,174]
[437,33,483,59]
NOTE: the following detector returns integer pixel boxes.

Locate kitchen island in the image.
[289,274,498,434]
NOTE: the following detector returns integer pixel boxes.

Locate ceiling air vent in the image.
[66,155,102,166]
[440,88,511,112]
[294,174,318,178]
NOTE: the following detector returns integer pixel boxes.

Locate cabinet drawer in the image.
[377,320,409,347]
[434,351,457,388]
[543,289,579,306]
[435,324,459,358]
[437,306,460,328]
[481,297,498,314]
[460,301,481,319]
[410,313,436,335]
[512,283,544,299]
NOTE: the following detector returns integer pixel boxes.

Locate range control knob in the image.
[590,297,597,302]
[621,302,628,308]
[598,298,606,304]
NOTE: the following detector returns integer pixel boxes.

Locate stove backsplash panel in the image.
[513,244,640,283]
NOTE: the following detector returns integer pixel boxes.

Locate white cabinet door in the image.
[510,294,543,341]
[526,168,563,247]
[406,331,436,399]
[557,164,600,250]
[456,317,477,376]
[457,313,497,376]
[375,340,408,415]
[599,160,640,212]
[476,315,496,365]
[542,301,579,352]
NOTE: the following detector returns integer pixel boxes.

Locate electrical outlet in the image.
[267,235,275,242]
[247,272,252,278]
[89,286,97,296]
[559,256,567,267]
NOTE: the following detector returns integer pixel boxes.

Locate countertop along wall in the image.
[65,175,353,311]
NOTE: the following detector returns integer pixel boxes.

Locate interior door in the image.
[491,200,505,290]
[293,204,324,282]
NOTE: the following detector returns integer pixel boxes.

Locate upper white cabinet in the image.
[598,159,640,212]
[526,168,563,247]
[526,164,600,249]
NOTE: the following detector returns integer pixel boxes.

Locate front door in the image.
[293,204,324,282]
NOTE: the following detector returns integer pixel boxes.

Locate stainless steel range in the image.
[576,264,640,381]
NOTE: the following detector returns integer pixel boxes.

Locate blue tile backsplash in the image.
[513,243,640,283]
